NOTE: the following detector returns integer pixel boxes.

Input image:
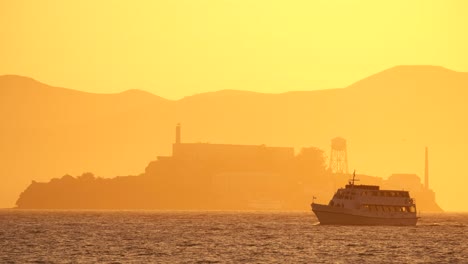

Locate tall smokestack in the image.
[425,147,429,190]
[175,123,181,144]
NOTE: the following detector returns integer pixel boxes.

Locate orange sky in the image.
[1,0,467,99]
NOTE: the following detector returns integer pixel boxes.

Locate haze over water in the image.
[1,210,466,263]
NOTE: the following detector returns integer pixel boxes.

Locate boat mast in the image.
[349,170,359,186]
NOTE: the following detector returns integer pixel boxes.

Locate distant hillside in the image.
[1,66,467,211]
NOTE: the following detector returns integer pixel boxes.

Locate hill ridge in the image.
[2,65,467,99]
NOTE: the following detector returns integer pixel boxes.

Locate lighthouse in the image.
[175,123,181,144]
[425,147,429,190]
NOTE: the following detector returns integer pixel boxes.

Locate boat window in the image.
[401,207,407,212]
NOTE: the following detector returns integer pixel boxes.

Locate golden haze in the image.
[0,1,467,211]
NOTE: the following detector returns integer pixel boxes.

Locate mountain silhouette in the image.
[1,66,467,210]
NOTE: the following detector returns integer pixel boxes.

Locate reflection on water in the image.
[0,211,466,263]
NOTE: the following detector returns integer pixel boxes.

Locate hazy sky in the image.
[1,0,467,99]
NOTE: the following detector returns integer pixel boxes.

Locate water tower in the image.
[329,137,349,174]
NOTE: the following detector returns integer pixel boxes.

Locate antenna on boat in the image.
[349,170,359,186]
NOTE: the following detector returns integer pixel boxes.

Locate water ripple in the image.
[0,210,466,263]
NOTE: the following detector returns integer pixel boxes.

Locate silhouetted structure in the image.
[425,147,429,190]
[14,128,442,211]
[380,148,441,211]
[17,125,323,210]
[175,123,181,144]
[329,137,348,174]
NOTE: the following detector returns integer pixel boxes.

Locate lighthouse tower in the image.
[175,123,181,144]
[425,147,429,190]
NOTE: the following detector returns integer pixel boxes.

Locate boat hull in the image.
[312,203,418,226]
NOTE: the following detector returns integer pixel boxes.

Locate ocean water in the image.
[0,211,466,263]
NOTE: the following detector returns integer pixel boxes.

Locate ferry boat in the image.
[311,172,418,225]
